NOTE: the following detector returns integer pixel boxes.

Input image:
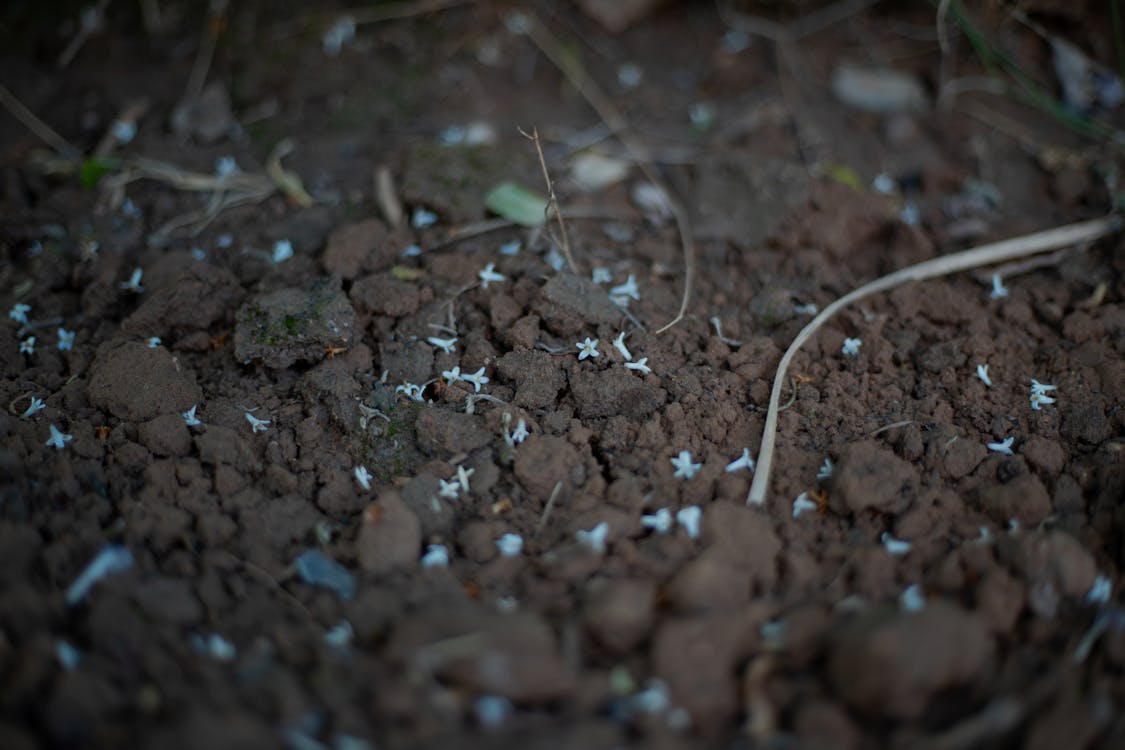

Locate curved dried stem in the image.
[747,215,1121,505]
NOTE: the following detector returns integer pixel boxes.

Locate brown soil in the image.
[2,2,1124,749]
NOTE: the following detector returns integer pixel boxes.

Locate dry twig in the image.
[520,126,578,274]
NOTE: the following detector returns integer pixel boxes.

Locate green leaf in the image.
[78,157,115,190]
[484,181,546,227]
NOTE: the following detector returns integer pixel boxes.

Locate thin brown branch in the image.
[520,126,578,274]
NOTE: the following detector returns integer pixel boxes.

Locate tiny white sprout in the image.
[899,584,926,613]
[442,365,462,384]
[456,464,475,494]
[20,336,36,355]
[421,544,450,568]
[675,506,702,539]
[591,267,612,284]
[976,364,992,387]
[411,207,438,228]
[544,247,566,271]
[624,357,652,374]
[576,521,610,554]
[475,695,513,729]
[987,436,1015,455]
[576,337,600,360]
[478,262,506,288]
[610,275,640,301]
[792,492,818,519]
[496,532,523,558]
[57,328,75,351]
[324,620,354,648]
[816,458,834,480]
[271,239,293,264]
[989,273,1009,300]
[147,336,161,349]
[671,450,701,479]
[461,367,489,392]
[244,412,271,433]
[354,465,373,491]
[119,267,145,293]
[111,119,136,144]
[182,405,202,427]
[709,316,742,347]
[21,396,46,420]
[881,531,912,555]
[395,382,425,402]
[9,303,30,325]
[1087,574,1112,606]
[214,155,239,178]
[725,448,755,473]
[426,336,458,353]
[641,508,673,534]
[46,424,73,450]
[841,337,862,356]
[794,303,819,316]
[438,478,461,500]
[499,240,521,256]
[612,331,632,361]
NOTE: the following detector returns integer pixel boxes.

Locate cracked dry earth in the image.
[2,3,1125,749]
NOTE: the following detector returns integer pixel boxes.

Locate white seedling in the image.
[119,267,145,293]
[499,240,521,256]
[395,382,426,401]
[462,367,489,392]
[899,584,926,613]
[8,302,30,325]
[610,275,640,301]
[442,365,462,384]
[426,336,457,353]
[478,263,506,288]
[576,337,600,360]
[671,450,701,479]
[57,328,75,351]
[182,405,202,427]
[591,267,612,284]
[612,332,632,360]
[496,532,524,558]
[576,521,609,554]
[987,436,1014,455]
[725,448,755,473]
[709,316,742,347]
[816,458,834,479]
[21,396,46,420]
[989,273,1008,299]
[271,239,293,264]
[1087,575,1112,606]
[411,207,438,228]
[20,336,35,355]
[354,465,373,490]
[46,424,73,450]
[841,337,861,356]
[244,412,271,433]
[792,492,818,519]
[66,545,134,605]
[976,364,992,387]
[881,532,912,555]
[624,358,652,374]
[147,337,161,349]
[675,506,702,539]
[641,508,673,534]
[421,544,450,568]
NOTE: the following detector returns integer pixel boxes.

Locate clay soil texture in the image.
[2,2,1124,749]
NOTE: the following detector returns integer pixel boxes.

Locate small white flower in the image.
[411,207,438,228]
[899,584,926,613]
[499,240,521,256]
[881,531,912,555]
[1008,518,1020,534]
[182,405,202,427]
[1087,574,1112,606]
[725,448,755,473]
[395,382,426,401]
[147,336,161,349]
[987,436,1014,455]
[456,464,475,494]
[671,450,701,479]
[21,396,46,420]
[46,424,73,450]
[816,458,834,480]
[19,336,35,355]
[544,247,566,271]
[794,303,818,316]
[321,14,355,55]
[591,267,612,284]
[641,508,673,534]
[401,243,422,257]
[976,364,992,387]
[610,274,640,301]
[196,633,236,662]
[496,533,523,558]
[119,267,145,293]
[576,337,600,360]
[214,155,239,178]
[612,331,632,361]
[121,198,141,218]
[271,239,293,264]
[478,263,506,288]
[1030,380,1057,411]
[8,303,30,325]
[792,492,819,519]
[442,365,462,384]
[216,233,234,248]
[439,478,461,500]
[354,465,373,490]
[426,336,457,353]
[245,412,271,433]
[989,273,1008,300]
[475,695,513,729]
[1030,379,1057,394]
[111,119,136,144]
[675,506,702,539]
[504,415,529,447]
[421,544,450,568]
[632,678,671,714]
[576,521,609,554]
[324,620,354,648]
[57,328,75,351]
[841,337,861,356]
[624,357,652,374]
[461,367,489,392]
